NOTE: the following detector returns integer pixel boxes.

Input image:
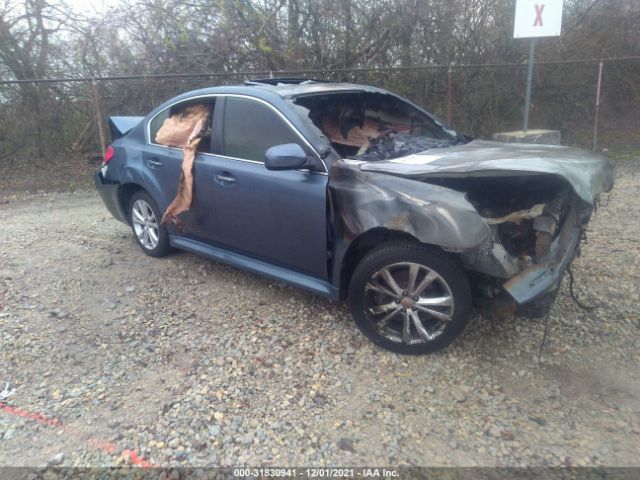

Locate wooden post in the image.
[91,80,106,158]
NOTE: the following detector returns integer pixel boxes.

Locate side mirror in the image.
[264,143,310,171]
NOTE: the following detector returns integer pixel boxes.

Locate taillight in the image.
[104,145,115,165]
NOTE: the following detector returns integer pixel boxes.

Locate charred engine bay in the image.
[352,132,461,161]
[422,175,575,260]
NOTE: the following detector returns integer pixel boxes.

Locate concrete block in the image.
[492,129,561,145]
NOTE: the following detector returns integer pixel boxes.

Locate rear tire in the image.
[348,242,471,355]
[128,191,171,257]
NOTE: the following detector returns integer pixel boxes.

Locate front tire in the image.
[349,242,472,355]
[128,191,171,257]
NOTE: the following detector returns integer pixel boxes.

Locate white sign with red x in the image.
[514,0,564,38]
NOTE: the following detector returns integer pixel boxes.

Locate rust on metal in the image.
[484,204,545,225]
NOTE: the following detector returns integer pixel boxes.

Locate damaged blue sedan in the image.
[95,78,614,354]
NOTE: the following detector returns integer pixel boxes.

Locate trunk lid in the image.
[108,116,144,140]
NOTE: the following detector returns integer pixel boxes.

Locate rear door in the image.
[210,95,329,279]
[143,97,221,243]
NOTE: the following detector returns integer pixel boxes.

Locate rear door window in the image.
[149,98,215,153]
[148,109,170,144]
[222,97,301,162]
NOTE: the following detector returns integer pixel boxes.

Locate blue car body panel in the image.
[170,235,338,298]
[203,155,328,279]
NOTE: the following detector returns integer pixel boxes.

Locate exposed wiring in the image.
[539,265,598,363]
[537,287,560,364]
[568,266,596,311]
[538,227,600,363]
[538,310,551,364]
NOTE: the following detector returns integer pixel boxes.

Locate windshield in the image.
[290,91,464,161]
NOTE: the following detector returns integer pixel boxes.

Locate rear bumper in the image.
[94,171,128,224]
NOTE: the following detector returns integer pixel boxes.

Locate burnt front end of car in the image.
[459,180,594,318]
[332,139,614,319]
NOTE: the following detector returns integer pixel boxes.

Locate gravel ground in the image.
[0,158,639,468]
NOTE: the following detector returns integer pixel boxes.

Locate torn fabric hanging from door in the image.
[154,103,210,230]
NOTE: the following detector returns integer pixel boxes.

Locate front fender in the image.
[328,160,492,287]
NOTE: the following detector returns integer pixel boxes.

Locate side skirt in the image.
[169,236,340,300]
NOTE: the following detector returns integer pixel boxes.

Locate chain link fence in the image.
[1,58,638,172]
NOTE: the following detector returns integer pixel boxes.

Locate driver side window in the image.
[222,97,301,162]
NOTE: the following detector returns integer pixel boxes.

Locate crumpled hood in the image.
[358,140,615,205]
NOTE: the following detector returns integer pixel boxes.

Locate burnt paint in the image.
[328,159,493,289]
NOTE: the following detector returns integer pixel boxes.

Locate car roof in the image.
[169,79,388,101]
[142,79,423,157]
[245,79,388,98]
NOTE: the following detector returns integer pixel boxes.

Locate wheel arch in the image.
[339,228,423,300]
[118,183,146,224]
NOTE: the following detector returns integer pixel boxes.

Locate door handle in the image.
[215,173,236,185]
[147,157,163,169]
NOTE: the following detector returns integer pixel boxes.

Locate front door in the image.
[211,96,329,279]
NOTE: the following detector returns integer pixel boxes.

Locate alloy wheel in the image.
[363,262,455,345]
[131,199,159,250]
